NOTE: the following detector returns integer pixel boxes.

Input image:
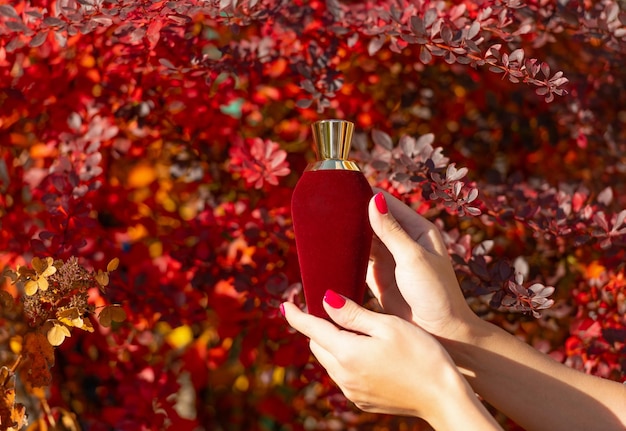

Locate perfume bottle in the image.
[291,119,373,319]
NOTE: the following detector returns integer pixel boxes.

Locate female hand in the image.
[367,191,479,340]
[282,291,503,430]
[368,191,626,431]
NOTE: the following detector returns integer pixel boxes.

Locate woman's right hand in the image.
[282,291,504,431]
[367,191,479,341]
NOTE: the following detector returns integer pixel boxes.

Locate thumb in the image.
[369,192,422,266]
[323,289,385,336]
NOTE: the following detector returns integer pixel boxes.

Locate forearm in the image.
[442,317,626,431]
[427,369,503,431]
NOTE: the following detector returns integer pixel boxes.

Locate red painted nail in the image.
[324,290,346,309]
[374,192,388,215]
[279,303,285,317]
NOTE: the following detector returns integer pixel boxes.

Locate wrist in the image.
[435,308,485,345]
[421,361,467,423]
[426,366,500,431]
[436,314,492,378]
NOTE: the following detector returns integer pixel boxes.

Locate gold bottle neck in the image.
[305,159,361,171]
[309,119,361,171]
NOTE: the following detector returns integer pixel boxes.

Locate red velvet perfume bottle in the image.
[291,120,373,319]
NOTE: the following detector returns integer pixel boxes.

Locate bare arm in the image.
[367,191,626,431]
[282,294,503,431]
[442,316,626,431]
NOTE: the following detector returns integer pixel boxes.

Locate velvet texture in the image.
[291,170,373,319]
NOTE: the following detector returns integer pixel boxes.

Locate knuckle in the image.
[333,344,355,366]
[338,306,361,331]
[385,218,405,236]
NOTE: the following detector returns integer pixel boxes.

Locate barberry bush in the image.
[1,0,625,430]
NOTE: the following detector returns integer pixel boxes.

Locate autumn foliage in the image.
[0,0,625,430]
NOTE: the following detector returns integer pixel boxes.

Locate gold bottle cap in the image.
[307,119,360,171]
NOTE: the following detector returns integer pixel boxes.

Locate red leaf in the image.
[146,20,163,50]
[372,129,393,150]
[29,31,48,48]
[467,20,480,39]
[43,16,66,27]
[0,4,19,19]
[368,35,386,56]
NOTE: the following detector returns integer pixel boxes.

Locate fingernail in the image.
[374,192,388,215]
[279,303,285,317]
[324,289,346,309]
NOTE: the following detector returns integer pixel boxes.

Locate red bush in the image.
[1,1,625,429]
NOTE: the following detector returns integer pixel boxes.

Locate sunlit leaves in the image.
[107,257,120,272]
[501,273,555,318]
[47,322,71,346]
[348,0,571,102]
[591,210,626,249]
[360,130,481,216]
[0,0,625,428]
[6,255,122,386]
[98,305,127,327]
[430,164,481,217]
[95,270,109,287]
[22,257,56,296]
[57,307,94,333]
[467,20,480,40]
[94,257,120,290]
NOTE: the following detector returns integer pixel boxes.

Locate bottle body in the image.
[291,169,373,319]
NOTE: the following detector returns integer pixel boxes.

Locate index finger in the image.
[282,302,359,352]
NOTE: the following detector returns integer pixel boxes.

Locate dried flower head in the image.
[10,256,123,344]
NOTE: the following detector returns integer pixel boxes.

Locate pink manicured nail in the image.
[374,192,388,215]
[279,303,285,317]
[324,289,346,309]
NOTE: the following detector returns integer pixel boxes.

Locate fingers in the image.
[367,236,395,293]
[369,193,424,266]
[322,290,387,337]
[369,191,447,258]
[282,291,386,352]
[366,252,412,321]
[281,301,341,344]
[281,302,349,387]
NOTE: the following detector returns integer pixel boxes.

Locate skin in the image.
[366,191,626,431]
[282,298,503,431]
[284,190,626,430]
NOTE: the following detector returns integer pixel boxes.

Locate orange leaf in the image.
[31,257,46,274]
[0,376,27,431]
[22,332,54,388]
[106,257,120,272]
[146,20,163,50]
[57,308,83,328]
[95,270,109,287]
[47,323,71,346]
[98,305,126,327]
[127,163,157,188]
[41,265,56,278]
[24,279,39,296]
